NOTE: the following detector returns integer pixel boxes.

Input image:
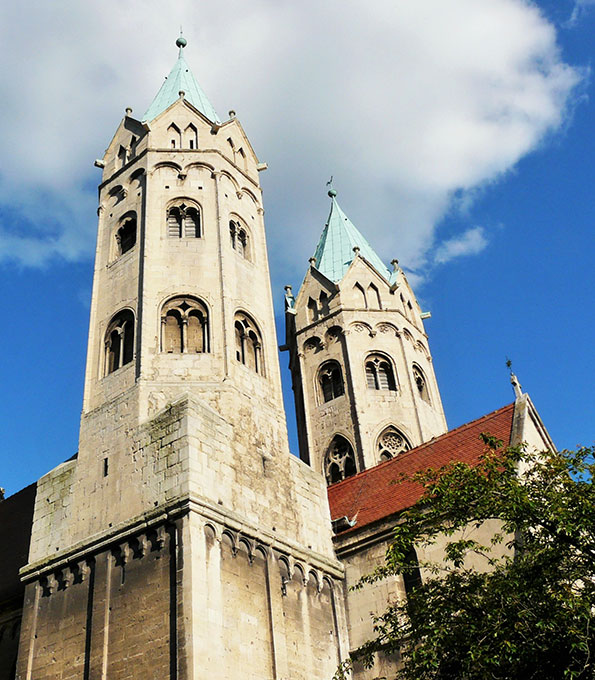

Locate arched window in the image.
[377,426,411,461]
[229,220,250,260]
[185,123,198,149]
[354,282,367,309]
[318,361,344,403]
[167,203,201,238]
[319,291,330,317]
[324,436,357,485]
[365,354,397,391]
[105,310,135,375]
[412,364,431,404]
[160,297,209,353]
[403,547,422,596]
[307,297,319,323]
[368,283,382,310]
[168,207,182,238]
[117,145,127,169]
[234,312,263,374]
[168,122,181,149]
[238,147,247,171]
[116,213,137,256]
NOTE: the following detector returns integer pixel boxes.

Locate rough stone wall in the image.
[187,512,346,680]
[17,522,180,680]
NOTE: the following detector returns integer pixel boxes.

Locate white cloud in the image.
[433,227,489,265]
[0,0,584,283]
[568,0,595,25]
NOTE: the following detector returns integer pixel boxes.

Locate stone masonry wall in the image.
[17,522,179,680]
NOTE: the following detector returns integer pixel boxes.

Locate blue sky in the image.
[0,0,593,496]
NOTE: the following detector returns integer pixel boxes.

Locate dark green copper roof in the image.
[312,190,391,283]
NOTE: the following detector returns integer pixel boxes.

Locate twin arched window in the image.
[365,354,397,391]
[377,426,411,461]
[230,220,249,259]
[324,435,357,486]
[167,203,201,238]
[105,310,135,375]
[161,297,209,353]
[234,312,263,374]
[318,361,344,403]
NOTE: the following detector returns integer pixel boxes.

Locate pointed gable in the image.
[312,189,391,283]
[143,38,220,124]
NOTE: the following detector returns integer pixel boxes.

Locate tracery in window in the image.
[318,361,344,403]
[116,213,137,255]
[229,220,250,259]
[105,310,135,375]
[161,296,209,353]
[234,312,263,374]
[412,364,431,404]
[324,436,357,485]
[167,203,201,238]
[377,426,411,462]
[365,354,397,391]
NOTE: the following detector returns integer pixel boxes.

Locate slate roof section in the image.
[312,192,392,283]
[143,45,220,124]
[327,403,516,535]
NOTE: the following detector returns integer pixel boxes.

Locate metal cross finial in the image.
[326,176,337,198]
[506,358,523,399]
[176,27,187,51]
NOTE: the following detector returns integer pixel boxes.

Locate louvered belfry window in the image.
[365,354,397,391]
[167,203,201,239]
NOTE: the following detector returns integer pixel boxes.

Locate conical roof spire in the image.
[312,186,391,283]
[142,35,220,124]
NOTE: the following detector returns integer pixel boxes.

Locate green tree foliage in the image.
[337,438,595,680]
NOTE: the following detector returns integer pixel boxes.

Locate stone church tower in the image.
[16,38,348,680]
[284,188,447,485]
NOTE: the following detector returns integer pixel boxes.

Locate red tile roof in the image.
[327,403,515,535]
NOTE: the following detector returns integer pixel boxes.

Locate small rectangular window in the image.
[103,458,109,477]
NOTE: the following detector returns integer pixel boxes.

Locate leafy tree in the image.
[337,437,595,680]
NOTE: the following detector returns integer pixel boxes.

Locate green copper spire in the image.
[142,36,220,124]
[312,187,391,283]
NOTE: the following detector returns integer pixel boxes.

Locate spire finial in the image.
[326,176,337,198]
[176,28,187,52]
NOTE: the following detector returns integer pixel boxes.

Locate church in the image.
[0,37,555,680]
